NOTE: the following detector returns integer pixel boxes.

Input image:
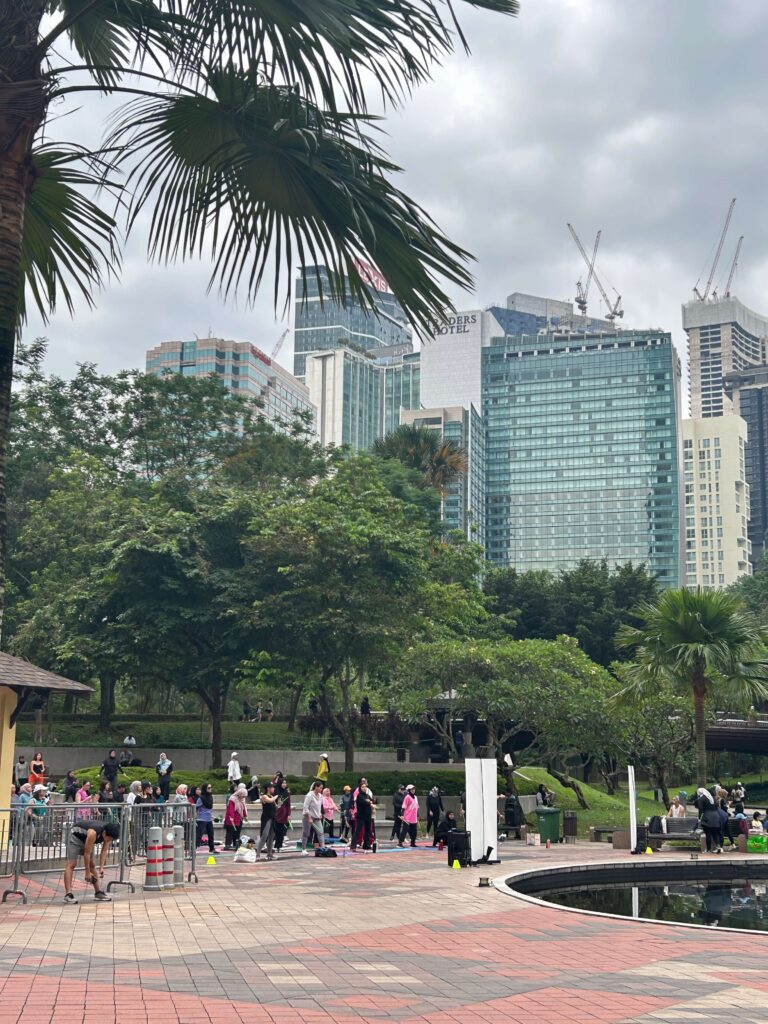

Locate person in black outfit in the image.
[256,782,279,860]
[434,810,457,846]
[426,787,444,840]
[360,696,371,718]
[101,750,121,790]
[390,785,405,842]
[156,754,173,800]
[63,771,79,802]
[695,788,723,853]
[504,790,524,840]
[355,784,375,851]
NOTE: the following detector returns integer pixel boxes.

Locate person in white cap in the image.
[315,752,330,784]
[227,752,242,792]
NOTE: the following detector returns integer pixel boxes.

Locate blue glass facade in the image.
[294,264,411,379]
[483,331,682,584]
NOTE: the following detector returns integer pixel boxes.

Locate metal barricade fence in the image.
[0,802,198,904]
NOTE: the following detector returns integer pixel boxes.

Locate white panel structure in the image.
[464,758,498,863]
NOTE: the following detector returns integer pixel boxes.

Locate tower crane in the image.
[271,328,289,360]
[567,223,624,322]
[724,235,744,298]
[574,231,601,315]
[693,198,736,301]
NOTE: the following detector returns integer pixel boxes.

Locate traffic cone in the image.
[645,847,653,855]
[207,855,216,866]
[452,859,461,870]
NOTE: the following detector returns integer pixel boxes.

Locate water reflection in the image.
[544,880,768,930]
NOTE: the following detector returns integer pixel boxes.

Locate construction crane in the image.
[575,231,601,315]
[724,235,744,298]
[693,198,736,301]
[567,223,624,322]
[271,328,289,360]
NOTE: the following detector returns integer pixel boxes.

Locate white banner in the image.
[464,758,498,863]
[628,764,637,852]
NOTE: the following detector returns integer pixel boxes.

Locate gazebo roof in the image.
[0,652,92,694]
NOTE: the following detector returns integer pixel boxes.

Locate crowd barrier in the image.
[0,802,198,904]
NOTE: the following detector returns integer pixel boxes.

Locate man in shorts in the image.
[63,820,119,904]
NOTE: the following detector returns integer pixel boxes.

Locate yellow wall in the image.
[0,687,17,842]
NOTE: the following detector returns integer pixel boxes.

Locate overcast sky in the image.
[24,0,768,400]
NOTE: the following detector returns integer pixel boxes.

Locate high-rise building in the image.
[681,417,750,589]
[293,263,411,379]
[482,330,683,583]
[724,365,768,565]
[400,405,485,547]
[145,338,315,432]
[683,296,768,418]
[304,346,420,449]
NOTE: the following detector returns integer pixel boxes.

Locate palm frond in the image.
[107,73,472,329]
[20,145,122,323]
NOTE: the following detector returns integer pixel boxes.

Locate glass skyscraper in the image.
[293,263,411,379]
[483,330,683,584]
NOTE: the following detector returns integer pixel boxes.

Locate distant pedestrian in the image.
[454,729,465,761]
[315,753,330,784]
[274,778,292,854]
[101,750,121,789]
[126,781,142,806]
[390,785,405,842]
[227,752,242,792]
[353,783,376,852]
[300,781,325,856]
[247,775,260,803]
[339,786,353,842]
[13,754,26,788]
[75,780,93,819]
[196,783,216,853]
[155,753,173,800]
[400,785,418,848]
[426,787,443,840]
[695,788,723,853]
[264,699,274,722]
[63,771,79,802]
[63,820,118,904]
[503,790,524,839]
[360,696,371,719]
[29,752,46,788]
[224,785,248,849]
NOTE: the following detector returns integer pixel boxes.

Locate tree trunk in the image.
[343,736,354,772]
[0,2,46,644]
[287,683,303,733]
[99,673,115,731]
[692,673,708,787]
[548,767,591,810]
[210,706,222,769]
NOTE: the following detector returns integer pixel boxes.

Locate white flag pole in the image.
[627,764,637,852]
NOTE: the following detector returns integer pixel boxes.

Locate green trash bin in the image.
[535,806,561,844]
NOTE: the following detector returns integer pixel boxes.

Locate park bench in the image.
[722,818,748,852]
[588,826,618,843]
[646,816,705,851]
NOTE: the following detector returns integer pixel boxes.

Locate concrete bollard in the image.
[162,829,175,889]
[144,826,163,891]
[173,825,184,889]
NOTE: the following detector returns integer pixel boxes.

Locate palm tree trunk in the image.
[692,675,708,787]
[0,2,47,644]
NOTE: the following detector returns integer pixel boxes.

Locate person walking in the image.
[300,781,325,856]
[426,787,443,840]
[274,779,292,855]
[354,783,376,852]
[322,788,339,839]
[255,781,279,861]
[339,786,353,842]
[100,750,121,790]
[390,785,405,843]
[400,785,419,848]
[264,699,274,722]
[227,752,242,792]
[62,820,118,904]
[315,753,330,784]
[155,753,173,800]
[695,787,723,853]
[196,783,216,853]
[224,785,248,850]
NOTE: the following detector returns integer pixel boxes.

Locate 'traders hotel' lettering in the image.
[432,314,478,335]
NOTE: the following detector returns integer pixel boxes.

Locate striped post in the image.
[173,825,184,889]
[162,829,175,889]
[144,826,163,891]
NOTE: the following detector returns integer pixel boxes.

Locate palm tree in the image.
[0,0,519,635]
[617,588,768,786]
[372,424,468,493]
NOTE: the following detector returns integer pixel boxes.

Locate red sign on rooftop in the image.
[354,259,389,295]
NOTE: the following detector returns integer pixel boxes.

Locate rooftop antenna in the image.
[573,231,601,316]
[724,235,744,298]
[567,223,623,322]
[693,198,736,301]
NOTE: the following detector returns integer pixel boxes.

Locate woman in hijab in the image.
[695,787,722,853]
[126,780,142,805]
[101,750,120,790]
[196,783,216,853]
[224,784,248,850]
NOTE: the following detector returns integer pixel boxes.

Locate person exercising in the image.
[63,820,119,904]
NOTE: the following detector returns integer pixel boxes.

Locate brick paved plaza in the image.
[0,842,767,1024]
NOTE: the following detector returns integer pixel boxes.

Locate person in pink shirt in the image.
[322,788,339,839]
[75,781,94,820]
[400,785,419,848]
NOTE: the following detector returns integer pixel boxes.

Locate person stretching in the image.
[300,781,325,856]
[63,820,119,904]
